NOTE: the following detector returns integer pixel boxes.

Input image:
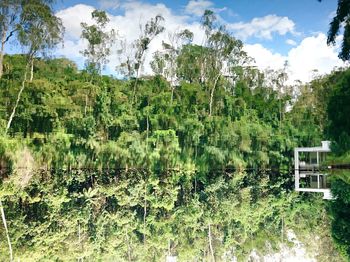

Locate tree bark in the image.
[29,58,34,82]
[170,58,175,104]
[146,114,149,152]
[281,216,284,243]
[132,49,145,103]
[132,64,141,103]
[0,200,13,262]
[0,24,8,79]
[209,75,220,116]
[6,63,29,133]
[143,182,147,245]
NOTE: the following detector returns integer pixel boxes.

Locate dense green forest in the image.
[0,1,350,261]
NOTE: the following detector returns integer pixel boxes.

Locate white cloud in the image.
[56,3,205,74]
[56,4,96,40]
[244,44,286,70]
[228,14,296,40]
[286,39,297,46]
[185,0,214,16]
[244,33,346,83]
[99,0,121,10]
[59,39,85,59]
[287,33,344,82]
[55,4,346,83]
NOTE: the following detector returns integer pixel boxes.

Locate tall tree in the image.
[134,15,165,81]
[6,0,63,133]
[151,29,194,102]
[17,0,63,81]
[266,62,289,132]
[200,10,247,116]
[81,9,116,75]
[117,15,164,97]
[0,0,58,79]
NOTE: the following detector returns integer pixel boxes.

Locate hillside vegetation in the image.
[0,53,348,261]
[0,3,350,261]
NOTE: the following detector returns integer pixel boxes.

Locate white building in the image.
[294,141,333,200]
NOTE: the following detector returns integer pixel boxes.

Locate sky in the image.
[8,0,346,83]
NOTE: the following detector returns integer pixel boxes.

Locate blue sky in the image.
[53,0,337,54]
[24,0,345,82]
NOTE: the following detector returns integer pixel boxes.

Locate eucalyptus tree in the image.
[206,30,246,116]
[200,10,248,116]
[176,44,206,84]
[81,9,116,75]
[117,15,164,97]
[0,0,59,80]
[264,63,289,132]
[175,10,249,116]
[17,0,63,81]
[2,4,63,257]
[151,29,194,102]
[6,0,64,133]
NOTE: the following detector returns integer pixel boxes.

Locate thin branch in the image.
[3,29,17,44]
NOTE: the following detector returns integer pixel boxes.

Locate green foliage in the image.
[327,69,350,154]
[17,0,63,57]
[81,9,116,74]
[326,0,350,61]
[117,15,164,79]
[329,175,350,261]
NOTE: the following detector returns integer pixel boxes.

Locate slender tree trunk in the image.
[78,221,81,243]
[279,96,282,134]
[170,58,175,104]
[0,25,7,79]
[133,51,145,103]
[0,200,13,262]
[209,75,220,116]
[132,66,141,103]
[143,182,147,245]
[208,223,215,262]
[143,179,147,245]
[6,63,29,133]
[281,216,284,244]
[146,114,149,151]
[29,58,34,82]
